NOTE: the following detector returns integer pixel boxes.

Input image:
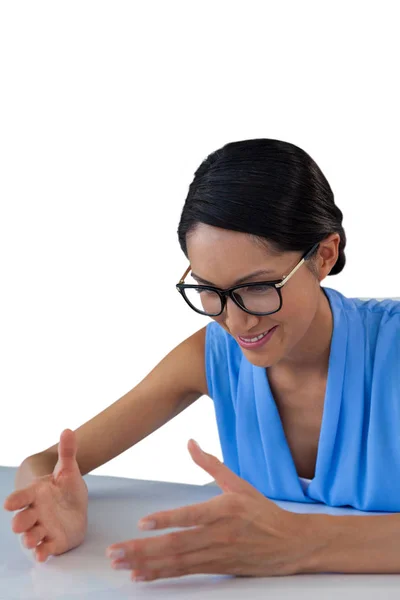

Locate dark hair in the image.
[177,138,346,277]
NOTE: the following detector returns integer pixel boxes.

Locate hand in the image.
[4,429,88,563]
[106,440,310,582]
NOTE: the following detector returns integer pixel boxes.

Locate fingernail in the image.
[107,548,125,559]
[138,519,156,530]
[192,439,202,452]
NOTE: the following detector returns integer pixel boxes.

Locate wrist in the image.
[294,513,336,574]
[14,453,57,490]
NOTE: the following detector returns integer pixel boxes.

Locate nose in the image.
[223,296,259,331]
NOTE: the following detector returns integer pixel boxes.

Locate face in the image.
[186,224,339,369]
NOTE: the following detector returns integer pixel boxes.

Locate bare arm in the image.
[302,512,400,574]
[25,326,209,477]
[14,453,62,490]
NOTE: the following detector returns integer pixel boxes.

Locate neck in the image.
[271,288,333,379]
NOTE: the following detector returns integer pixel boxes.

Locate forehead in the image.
[187,224,269,259]
[186,224,282,286]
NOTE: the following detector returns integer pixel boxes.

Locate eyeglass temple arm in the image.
[179,265,192,284]
[275,258,306,288]
[179,260,304,287]
[179,243,318,287]
[275,243,319,288]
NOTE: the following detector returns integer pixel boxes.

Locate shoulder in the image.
[328,288,400,357]
[345,294,400,334]
[326,287,400,326]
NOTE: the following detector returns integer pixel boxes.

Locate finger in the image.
[53,429,77,478]
[130,546,233,582]
[137,494,228,532]
[22,524,47,549]
[11,507,37,533]
[34,538,56,563]
[188,439,260,497]
[112,524,214,566]
[4,485,36,512]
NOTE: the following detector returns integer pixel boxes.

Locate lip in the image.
[237,325,278,349]
[238,326,275,339]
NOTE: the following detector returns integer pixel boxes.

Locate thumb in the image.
[188,439,261,497]
[53,429,78,478]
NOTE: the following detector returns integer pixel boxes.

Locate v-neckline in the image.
[252,286,347,498]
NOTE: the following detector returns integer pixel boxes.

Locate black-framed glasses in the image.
[176,242,320,317]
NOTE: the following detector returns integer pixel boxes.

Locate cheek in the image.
[276,308,313,347]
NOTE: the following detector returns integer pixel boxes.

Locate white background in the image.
[1,1,399,485]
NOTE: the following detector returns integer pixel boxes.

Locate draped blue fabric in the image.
[205,287,400,511]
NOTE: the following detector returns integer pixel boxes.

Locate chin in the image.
[242,350,275,369]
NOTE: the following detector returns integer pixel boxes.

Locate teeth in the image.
[240,331,268,343]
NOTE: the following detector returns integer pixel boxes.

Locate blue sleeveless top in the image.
[205,286,400,512]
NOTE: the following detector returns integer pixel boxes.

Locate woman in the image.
[4,139,400,580]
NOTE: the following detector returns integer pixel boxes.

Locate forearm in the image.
[14,453,58,490]
[302,512,400,574]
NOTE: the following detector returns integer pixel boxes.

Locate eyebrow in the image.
[190,269,276,287]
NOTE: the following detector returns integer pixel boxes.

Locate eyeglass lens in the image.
[183,282,280,315]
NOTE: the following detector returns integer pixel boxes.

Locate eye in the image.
[245,284,272,293]
[194,287,215,295]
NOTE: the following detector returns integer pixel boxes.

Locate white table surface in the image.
[1,465,400,599]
